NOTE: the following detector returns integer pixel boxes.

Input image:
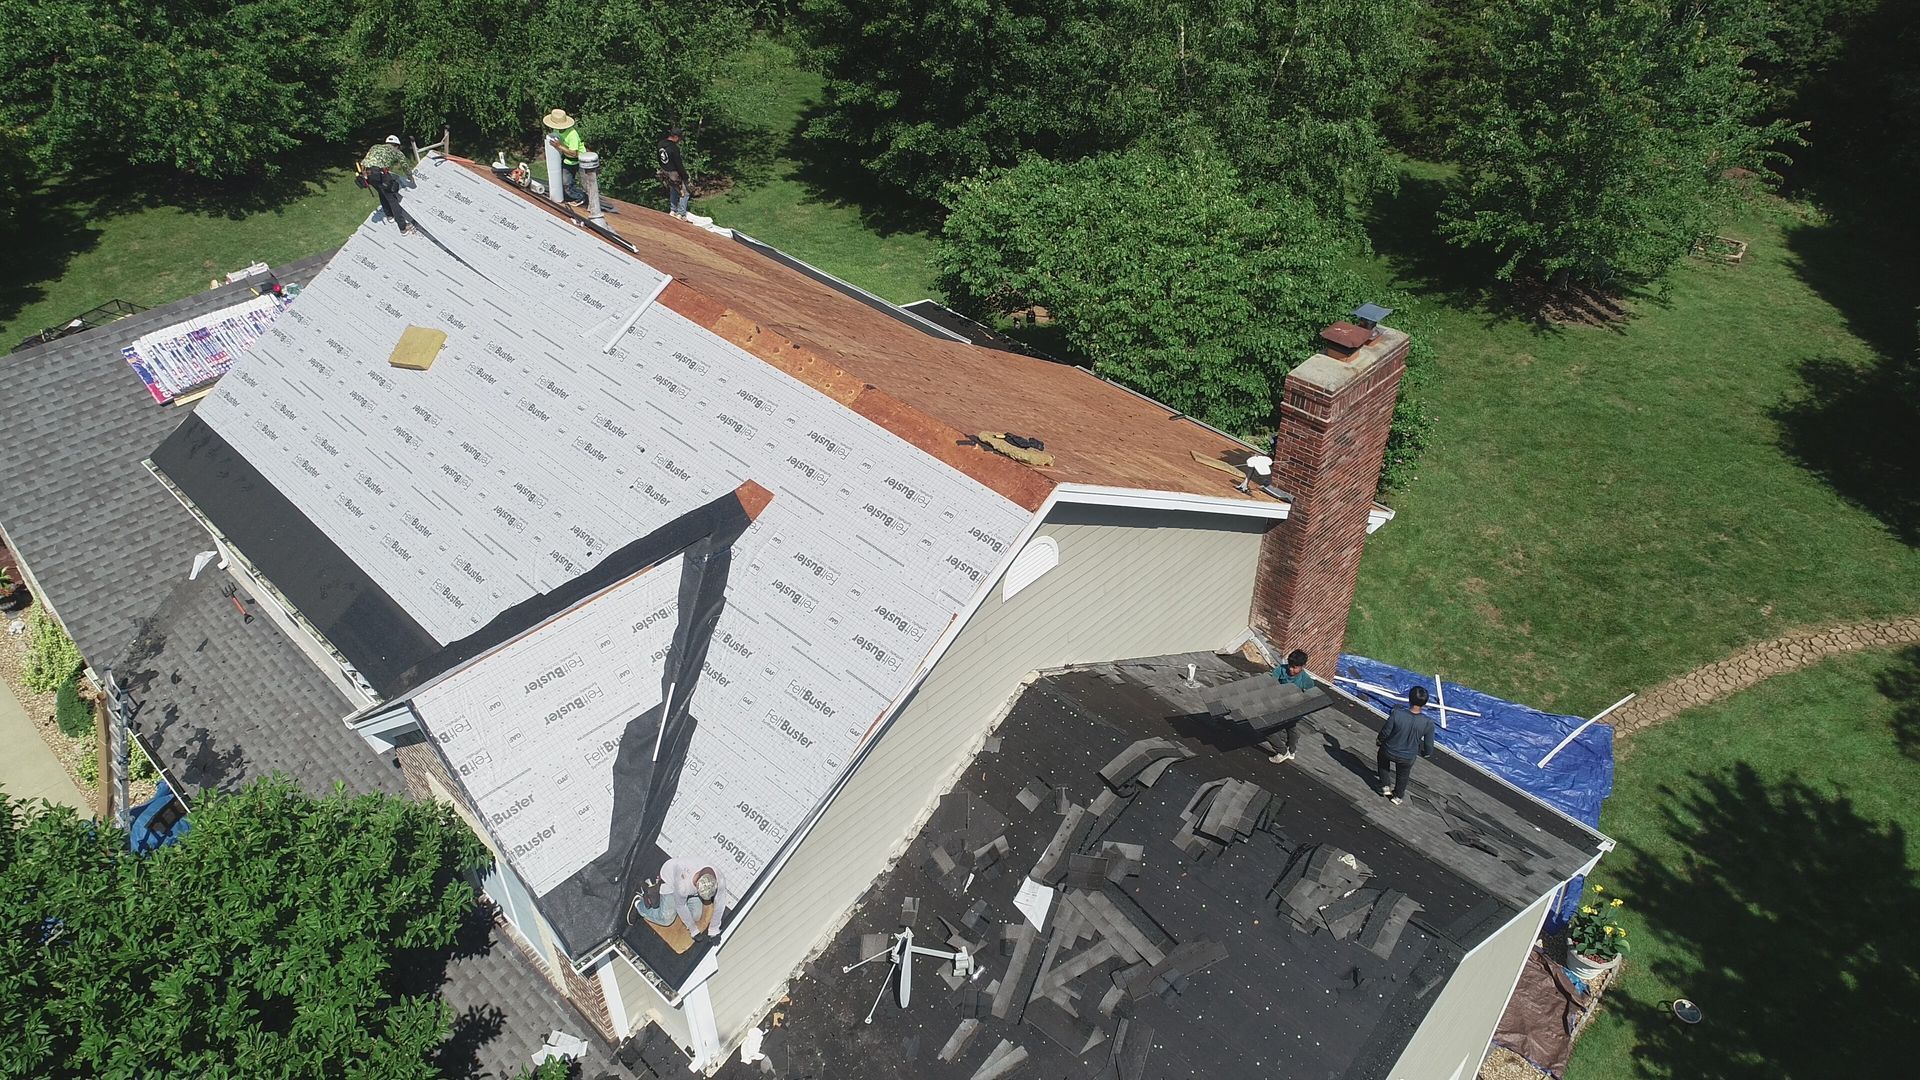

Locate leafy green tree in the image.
[941,150,1366,435]
[0,778,491,1078]
[1439,0,1797,291]
[801,0,1421,224]
[343,0,755,188]
[0,0,357,178]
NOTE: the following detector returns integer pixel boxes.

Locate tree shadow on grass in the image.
[1365,167,1648,335]
[1771,351,1920,545]
[1875,646,1920,761]
[1610,763,1920,1079]
[783,104,944,237]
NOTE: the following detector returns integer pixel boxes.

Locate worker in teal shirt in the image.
[1265,649,1314,763]
[543,108,590,204]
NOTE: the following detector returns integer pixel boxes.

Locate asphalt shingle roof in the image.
[0,256,628,1078]
[0,253,333,666]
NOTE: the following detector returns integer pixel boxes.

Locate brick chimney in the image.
[1250,325,1410,672]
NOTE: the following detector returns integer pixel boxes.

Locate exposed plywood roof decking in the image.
[451,158,1269,507]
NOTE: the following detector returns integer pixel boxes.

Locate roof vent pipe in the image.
[579,151,605,223]
[543,132,565,206]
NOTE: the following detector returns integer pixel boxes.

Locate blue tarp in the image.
[1335,654,1614,930]
[127,780,191,854]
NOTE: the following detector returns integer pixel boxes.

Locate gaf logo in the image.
[770,579,817,613]
[791,551,839,584]
[786,681,836,718]
[524,654,585,695]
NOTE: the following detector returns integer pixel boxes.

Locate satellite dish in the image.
[844,926,974,1023]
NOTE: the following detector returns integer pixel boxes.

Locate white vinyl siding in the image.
[701,505,1266,1045]
[1387,889,1559,1079]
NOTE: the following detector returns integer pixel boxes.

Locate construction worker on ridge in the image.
[657,126,692,219]
[543,108,590,205]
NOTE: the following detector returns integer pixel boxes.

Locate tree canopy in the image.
[940,149,1365,435]
[802,0,1421,227]
[1438,0,1796,291]
[0,779,490,1079]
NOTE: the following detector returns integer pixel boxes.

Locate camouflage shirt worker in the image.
[360,142,410,173]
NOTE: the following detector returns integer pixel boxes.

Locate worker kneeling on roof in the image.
[633,859,734,941]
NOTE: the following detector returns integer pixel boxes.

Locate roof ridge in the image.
[443,155,1054,510]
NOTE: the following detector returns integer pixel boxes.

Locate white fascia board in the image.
[1051,483,1290,521]
[350,702,422,754]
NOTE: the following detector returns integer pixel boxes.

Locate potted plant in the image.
[1564,884,1630,981]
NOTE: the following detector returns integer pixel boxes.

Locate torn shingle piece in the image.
[1319,887,1382,941]
[1114,1020,1154,1080]
[1360,892,1421,959]
[1015,785,1044,813]
[938,1019,981,1062]
[1024,997,1104,1057]
[1031,805,1085,885]
[1064,854,1112,891]
[968,1041,1028,1080]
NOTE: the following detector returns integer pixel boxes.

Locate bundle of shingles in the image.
[1268,844,1422,960]
[1197,674,1330,739]
[942,737,1236,1080]
[1174,777,1279,859]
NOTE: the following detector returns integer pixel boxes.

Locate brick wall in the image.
[1251,328,1410,671]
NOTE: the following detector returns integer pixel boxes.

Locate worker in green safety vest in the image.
[543,108,590,205]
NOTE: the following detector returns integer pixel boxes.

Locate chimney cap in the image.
[1351,302,1393,328]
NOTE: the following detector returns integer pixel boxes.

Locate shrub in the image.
[54,673,93,738]
[1568,883,1631,961]
[22,609,83,693]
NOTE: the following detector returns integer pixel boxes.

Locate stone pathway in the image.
[1610,615,1920,743]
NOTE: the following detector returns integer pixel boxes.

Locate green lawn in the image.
[1344,162,1920,714]
[1569,647,1920,1078]
[693,36,944,304]
[1,167,372,351]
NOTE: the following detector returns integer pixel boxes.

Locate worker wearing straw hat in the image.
[543,109,591,205]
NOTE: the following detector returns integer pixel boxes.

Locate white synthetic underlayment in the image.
[199,157,1032,897]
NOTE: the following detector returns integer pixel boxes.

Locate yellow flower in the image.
[1593,885,1605,893]
[1581,905,1597,915]
[1611,898,1625,908]
[1603,926,1616,936]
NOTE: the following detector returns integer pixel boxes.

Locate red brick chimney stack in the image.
[1250,325,1410,673]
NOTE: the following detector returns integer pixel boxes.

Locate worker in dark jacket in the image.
[358,135,414,234]
[656,127,691,218]
[1265,649,1313,764]
[1376,685,1435,804]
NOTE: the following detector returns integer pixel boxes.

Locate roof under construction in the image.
[713,653,1605,1080]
